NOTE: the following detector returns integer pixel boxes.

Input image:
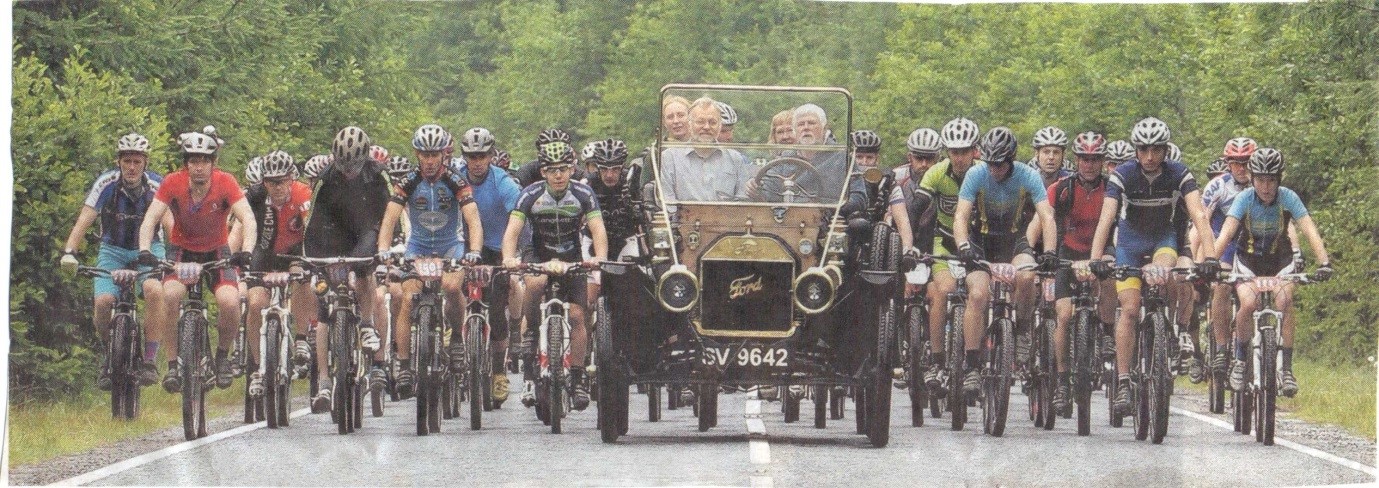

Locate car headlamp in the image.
[657,264,699,312]
[793,266,838,314]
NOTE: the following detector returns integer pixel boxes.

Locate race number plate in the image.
[702,345,789,368]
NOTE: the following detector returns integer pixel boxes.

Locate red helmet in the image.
[1072,131,1107,156]
[1222,137,1257,159]
[369,145,389,163]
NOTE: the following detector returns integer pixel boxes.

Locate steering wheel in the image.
[752,156,825,203]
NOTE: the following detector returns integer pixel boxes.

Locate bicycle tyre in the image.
[813,385,828,429]
[1260,315,1278,446]
[986,317,1014,437]
[110,314,133,420]
[1074,309,1094,436]
[548,315,566,434]
[265,317,281,429]
[596,297,621,442]
[468,315,486,430]
[854,386,868,434]
[1150,311,1171,444]
[907,305,927,427]
[1133,317,1151,441]
[332,309,355,435]
[428,329,442,434]
[415,306,433,436]
[948,303,966,431]
[179,312,205,440]
[1039,318,1057,430]
[869,298,896,447]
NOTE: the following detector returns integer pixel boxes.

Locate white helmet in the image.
[1032,126,1068,148]
[581,141,599,161]
[178,131,219,156]
[940,118,980,150]
[1130,117,1171,146]
[117,133,150,155]
[244,157,264,185]
[459,127,495,153]
[716,101,738,126]
[201,125,225,146]
[260,150,296,179]
[302,154,332,180]
[412,124,452,152]
[906,128,942,155]
[332,126,372,163]
[1167,142,1182,162]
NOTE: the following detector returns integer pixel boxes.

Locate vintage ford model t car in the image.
[594,84,904,447]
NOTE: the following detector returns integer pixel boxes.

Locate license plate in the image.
[701,345,789,368]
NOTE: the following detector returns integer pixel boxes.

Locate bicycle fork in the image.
[537,297,572,379]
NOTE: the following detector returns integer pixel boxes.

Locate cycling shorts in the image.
[968,233,1032,266]
[1233,252,1295,280]
[1113,231,1178,292]
[95,242,165,299]
[163,245,238,292]
[406,240,465,260]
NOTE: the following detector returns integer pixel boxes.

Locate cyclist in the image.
[449,126,524,406]
[1212,148,1331,397]
[844,130,912,253]
[304,126,392,411]
[243,151,316,398]
[136,131,256,392]
[716,101,738,143]
[1046,132,1119,412]
[893,128,942,188]
[61,133,171,390]
[377,124,485,397]
[1089,117,1216,415]
[517,129,587,188]
[301,154,332,187]
[583,139,645,268]
[919,117,982,395]
[1198,137,1255,379]
[1206,157,1228,180]
[951,127,1057,395]
[1029,126,1072,188]
[1104,140,1134,174]
[501,141,608,412]
[494,149,517,179]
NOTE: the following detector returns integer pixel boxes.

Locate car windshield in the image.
[653,85,853,207]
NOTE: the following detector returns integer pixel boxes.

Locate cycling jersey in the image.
[247,181,312,271]
[1041,168,1072,189]
[1201,173,1247,263]
[83,169,164,249]
[453,164,521,252]
[958,163,1044,237]
[305,162,390,259]
[1105,160,1197,238]
[512,182,602,262]
[587,165,644,245]
[154,169,244,253]
[1047,175,1108,255]
[391,169,476,257]
[1228,187,1307,258]
[918,159,978,252]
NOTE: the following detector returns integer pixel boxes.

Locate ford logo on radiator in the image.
[728,274,764,300]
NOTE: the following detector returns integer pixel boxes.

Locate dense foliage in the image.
[12,1,1376,402]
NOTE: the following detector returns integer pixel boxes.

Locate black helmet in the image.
[979,127,1018,164]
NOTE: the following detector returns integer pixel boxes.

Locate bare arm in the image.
[63,206,99,253]
[953,199,973,248]
[501,214,524,262]
[1035,201,1056,254]
[1089,197,1119,261]
[228,220,244,253]
[1294,215,1330,265]
[890,201,913,251]
[138,200,169,252]
[1025,215,1042,250]
[461,203,483,253]
[1211,217,1240,260]
[1183,190,1213,262]
[378,202,404,252]
[230,198,257,253]
[587,217,609,261]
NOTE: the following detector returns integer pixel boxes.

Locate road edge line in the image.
[1170,406,1378,478]
[52,407,312,486]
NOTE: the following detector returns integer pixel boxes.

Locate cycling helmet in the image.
[1032,126,1068,148]
[538,141,576,167]
[589,139,629,167]
[202,125,225,147]
[332,126,372,162]
[534,129,571,149]
[850,130,881,154]
[244,156,264,185]
[1248,147,1284,177]
[260,150,296,179]
[581,141,599,162]
[979,127,1018,164]
[1222,137,1257,159]
[178,131,219,156]
[302,154,331,180]
[906,128,943,155]
[941,117,980,149]
[1207,158,1228,177]
[370,145,389,163]
[1130,117,1171,146]
[716,101,738,126]
[1167,143,1182,162]
[1106,140,1135,161]
[494,150,512,169]
[385,156,413,179]
[411,124,452,152]
[117,133,150,155]
[1071,131,1107,156]
[459,127,495,153]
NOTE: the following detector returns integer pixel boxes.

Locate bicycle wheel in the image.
[332,309,355,435]
[907,305,927,427]
[1260,316,1278,446]
[1039,318,1057,430]
[596,297,622,443]
[698,384,717,432]
[1133,319,1151,442]
[1150,311,1171,444]
[265,317,282,429]
[985,317,1014,437]
[854,386,868,434]
[468,315,486,430]
[179,312,206,440]
[1074,309,1094,436]
[868,299,896,447]
[548,315,566,434]
[277,325,291,428]
[110,314,133,420]
[415,307,434,436]
[948,303,967,431]
[428,328,443,434]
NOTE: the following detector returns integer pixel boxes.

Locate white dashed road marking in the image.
[745,397,773,487]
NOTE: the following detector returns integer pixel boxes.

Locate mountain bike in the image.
[163,258,234,440]
[1105,264,1196,444]
[521,261,594,434]
[296,255,377,435]
[1029,269,1058,430]
[978,260,1028,438]
[917,254,972,431]
[1061,260,1101,436]
[901,260,935,427]
[76,265,160,420]
[242,270,309,428]
[463,265,496,430]
[1225,272,1312,446]
[389,256,463,436]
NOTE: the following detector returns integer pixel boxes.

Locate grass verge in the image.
[1179,358,1376,439]
[7,377,264,468]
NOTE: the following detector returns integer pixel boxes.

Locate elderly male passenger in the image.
[659,96,753,202]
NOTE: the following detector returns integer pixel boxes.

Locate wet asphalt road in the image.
[82,373,1375,487]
